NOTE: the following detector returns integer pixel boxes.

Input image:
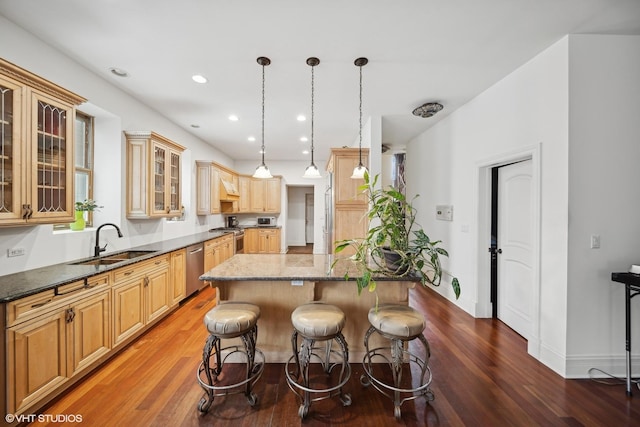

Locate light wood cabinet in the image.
[238,175,251,213]
[195,160,220,215]
[6,274,110,415]
[170,249,186,306]
[326,148,369,254]
[204,234,235,272]
[125,131,184,219]
[0,59,86,226]
[250,177,281,213]
[112,255,170,346]
[244,228,280,254]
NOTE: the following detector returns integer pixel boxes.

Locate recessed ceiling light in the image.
[300,136,308,142]
[248,136,256,142]
[191,124,200,128]
[228,115,239,121]
[297,114,306,122]
[109,67,128,77]
[192,74,208,84]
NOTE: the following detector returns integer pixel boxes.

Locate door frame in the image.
[476,143,541,358]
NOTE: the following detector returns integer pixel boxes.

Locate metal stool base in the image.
[361,325,434,420]
[285,331,352,419]
[197,325,264,414]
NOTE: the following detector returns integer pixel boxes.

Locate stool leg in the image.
[416,333,435,402]
[198,334,221,413]
[391,338,405,419]
[334,332,352,406]
[240,325,259,405]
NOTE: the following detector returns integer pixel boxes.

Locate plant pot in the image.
[70,210,86,231]
[381,247,409,275]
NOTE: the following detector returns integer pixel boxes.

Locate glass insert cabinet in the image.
[0,58,86,226]
[125,131,184,219]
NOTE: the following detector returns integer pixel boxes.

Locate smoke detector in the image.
[412,102,443,118]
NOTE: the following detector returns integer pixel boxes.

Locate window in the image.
[55,111,94,229]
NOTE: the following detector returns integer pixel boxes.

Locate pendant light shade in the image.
[253,56,273,179]
[303,57,322,179]
[351,57,368,179]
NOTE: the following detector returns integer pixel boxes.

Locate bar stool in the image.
[285,302,352,419]
[197,302,265,413]
[361,304,434,420]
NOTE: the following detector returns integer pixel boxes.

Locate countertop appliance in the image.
[226,215,238,228]
[185,242,204,296]
[257,216,276,227]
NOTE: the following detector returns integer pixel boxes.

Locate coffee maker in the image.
[226,215,239,228]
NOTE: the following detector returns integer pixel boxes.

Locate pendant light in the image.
[253,56,273,179]
[303,57,322,178]
[351,57,368,179]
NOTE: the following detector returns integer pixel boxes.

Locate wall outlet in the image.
[590,235,601,249]
[291,280,304,286]
[436,205,453,221]
[7,247,26,257]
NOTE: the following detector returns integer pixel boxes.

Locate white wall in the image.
[405,37,571,375]
[566,35,640,377]
[0,16,234,275]
[405,34,640,378]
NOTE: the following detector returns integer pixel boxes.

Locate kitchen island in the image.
[200,253,417,362]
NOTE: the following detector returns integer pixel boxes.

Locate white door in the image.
[305,193,314,244]
[497,160,533,339]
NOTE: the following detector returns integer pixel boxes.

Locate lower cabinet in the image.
[244,228,281,254]
[204,234,234,272]
[6,276,110,415]
[112,255,170,347]
[170,249,186,306]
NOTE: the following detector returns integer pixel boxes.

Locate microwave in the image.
[257,216,277,227]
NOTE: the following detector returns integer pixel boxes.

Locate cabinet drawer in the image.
[7,274,111,327]
[113,255,170,283]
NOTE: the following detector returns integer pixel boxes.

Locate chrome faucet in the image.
[94,223,123,257]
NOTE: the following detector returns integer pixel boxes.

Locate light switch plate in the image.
[436,205,453,221]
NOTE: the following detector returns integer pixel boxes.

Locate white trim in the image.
[475,143,542,359]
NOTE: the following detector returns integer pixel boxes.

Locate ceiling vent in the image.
[412,102,443,118]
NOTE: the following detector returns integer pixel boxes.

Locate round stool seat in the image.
[291,303,345,339]
[368,304,425,339]
[204,302,260,338]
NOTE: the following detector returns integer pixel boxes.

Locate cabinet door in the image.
[264,178,281,213]
[8,309,68,414]
[333,205,368,255]
[170,249,186,306]
[69,290,110,376]
[258,229,279,253]
[334,152,368,205]
[238,175,251,212]
[28,90,76,223]
[168,149,181,215]
[210,166,221,214]
[267,229,281,253]
[112,278,145,346]
[250,179,264,212]
[244,229,258,253]
[151,141,168,216]
[0,76,24,224]
[146,265,170,323]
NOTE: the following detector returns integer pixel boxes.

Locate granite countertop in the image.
[200,253,418,283]
[0,230,232,303]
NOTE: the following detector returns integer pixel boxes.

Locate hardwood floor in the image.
[30,284,639,426]
[287,244,313,254]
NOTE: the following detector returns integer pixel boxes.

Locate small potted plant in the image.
[70,199,103,231]
[333,172,460,299]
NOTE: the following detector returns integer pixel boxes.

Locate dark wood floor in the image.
[287,244,313,254]
[31,283,639,426]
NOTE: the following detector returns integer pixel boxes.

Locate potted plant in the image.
[333,172,460,299]
[70,199,103,231]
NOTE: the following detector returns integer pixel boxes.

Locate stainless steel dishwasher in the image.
[185,243,204,297]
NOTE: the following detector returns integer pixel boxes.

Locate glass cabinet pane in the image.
[0,84,15,215]
[170,151,180,211]
[154,145,166,212]
[36,101,68,213]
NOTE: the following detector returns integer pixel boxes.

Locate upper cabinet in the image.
[195,161,281,215]
[0,58,86,226]
[125,131,185,219]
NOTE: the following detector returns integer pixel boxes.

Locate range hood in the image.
[220,177,240,201]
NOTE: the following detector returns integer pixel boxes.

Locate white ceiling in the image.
[1,0,639,163]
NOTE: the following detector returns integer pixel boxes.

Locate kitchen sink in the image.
[70,250,157,266]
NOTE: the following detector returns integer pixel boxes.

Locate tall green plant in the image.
[333,172,460,299]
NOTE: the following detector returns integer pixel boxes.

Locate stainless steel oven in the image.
[235,232,244,254]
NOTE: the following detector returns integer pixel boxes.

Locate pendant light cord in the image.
[261,62,265,166]
[358,63,363,167]
[311,62,315,164]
